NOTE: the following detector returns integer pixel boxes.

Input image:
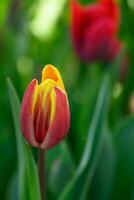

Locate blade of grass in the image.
[59,72,111,200]
[7,79,41,200]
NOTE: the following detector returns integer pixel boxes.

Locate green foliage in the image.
[111,116,134,200]
[47,142,75,199]
[59,72,111,199]
[90,132,116,200]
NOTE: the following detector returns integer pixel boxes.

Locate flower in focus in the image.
[71,0,122,63]
[20,64,70,150]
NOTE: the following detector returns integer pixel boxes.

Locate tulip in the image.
[71,0,122,63]
[20,64,70,150]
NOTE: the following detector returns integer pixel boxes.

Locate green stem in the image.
[38,148,45,200]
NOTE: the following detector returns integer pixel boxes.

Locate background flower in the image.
[71,0,122,63]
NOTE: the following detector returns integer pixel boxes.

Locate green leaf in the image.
[90,132,115,200]
[47,141,75,198]
[58,72,111,200]
[111,116,134,200]
[7,78,41,200]
[71,64,103,162]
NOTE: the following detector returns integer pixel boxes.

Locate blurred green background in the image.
[1,0,134,199]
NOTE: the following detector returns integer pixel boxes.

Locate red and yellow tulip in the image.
[20,64,70,150]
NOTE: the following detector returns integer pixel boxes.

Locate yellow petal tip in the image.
[41,64,65,90]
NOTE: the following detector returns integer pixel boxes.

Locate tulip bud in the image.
[71,0,122,63]
[20,64,70,150]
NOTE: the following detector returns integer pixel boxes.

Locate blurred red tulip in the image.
[71,0,122,63]
[20,64,70,150]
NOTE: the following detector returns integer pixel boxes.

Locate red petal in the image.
[20,79,39,147]
[71,0,85,53]
[82,18,121,62]
[41,87,70,149]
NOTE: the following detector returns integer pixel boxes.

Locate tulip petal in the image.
[99,0,120,23]
[42,64,65,90]
[82,18,121,62]
[41,87,70,149]
[71,0,85,53]
[20,79,39,147]
[33,79,56,143]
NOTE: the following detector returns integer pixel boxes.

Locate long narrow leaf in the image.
[7,79,41,200]
[59,73,111,200]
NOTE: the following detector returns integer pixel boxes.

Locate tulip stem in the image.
[38,148,45,200]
